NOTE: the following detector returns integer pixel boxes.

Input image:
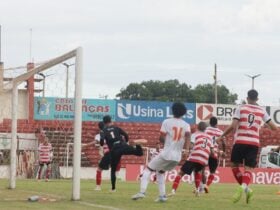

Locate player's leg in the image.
[170,161,192,195]
[242,145,258,204]
[199,167,206,193]
[45,162,51,181]
[193,163,204,197]
[205,157,218,193]
[110,149,121,191]
[122,143,143,156]
[231,144,249,203]
[230,144,244,185]
[96,153,110,190]
[154,171,168,202]
[132,156,163,200]
[37,163,44,180]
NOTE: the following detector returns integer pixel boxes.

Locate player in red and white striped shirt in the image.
[171,122,213,196]
[219,89,277,204]
[37,136,52,181]
[202,117,225,193]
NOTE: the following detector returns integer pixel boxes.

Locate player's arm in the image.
[119,127,129,143]
[184,131,191,152]
[271,146,280,153]
[216,121,235,144]
[99,131,105,146]
[159,132,166,144]
[265,120,278,131]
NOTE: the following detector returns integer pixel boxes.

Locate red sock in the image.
[116,161,121,172]
[46,168,50,179]
[232,167,242,185]
[194,172,202,189]
[206,174,215,186]
[242,171,252,186]
[172,175,182,191]
[152,174,157,182]
[96,169,102,185]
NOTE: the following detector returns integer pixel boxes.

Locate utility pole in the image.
[214,63,217,104]
[245,74,261,89]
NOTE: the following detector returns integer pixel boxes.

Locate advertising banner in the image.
[196,103,237,125]
[116,100,196,124]
[267,106,280,126]
[34,97,116,121]
[126,164,280,184]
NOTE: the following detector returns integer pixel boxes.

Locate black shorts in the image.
[231,144,259,168]
[98,152,111,170]
[181,161,204,175]
[39,162,51,166]
[208,157,218,173]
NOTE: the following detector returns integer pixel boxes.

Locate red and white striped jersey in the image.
[205,126,223,159]
[188,131,213,166]
[233,104,271,147]
[38,143,52,163]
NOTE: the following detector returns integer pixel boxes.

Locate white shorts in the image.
[148,155,178,172]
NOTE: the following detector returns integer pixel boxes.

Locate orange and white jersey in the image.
[159,118,191,162]
[38,143,52,163]
[188,131,213,166]
[205,126,223,159]
[233,104,271,147]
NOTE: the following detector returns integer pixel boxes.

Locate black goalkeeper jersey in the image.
[100,125,129,150]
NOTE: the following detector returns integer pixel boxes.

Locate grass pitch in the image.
[0,179,279,210]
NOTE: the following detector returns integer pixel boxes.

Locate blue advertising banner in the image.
[34,97,116,121]
[116,100,196,124]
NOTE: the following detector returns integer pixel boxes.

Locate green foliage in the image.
[116,80,238,104]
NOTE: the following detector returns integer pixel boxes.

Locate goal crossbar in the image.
[4,48,78,90]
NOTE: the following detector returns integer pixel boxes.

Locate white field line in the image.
[78,201,122,210]
[18,190,122,210]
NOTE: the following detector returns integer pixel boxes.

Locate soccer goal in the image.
[0,47,83,200]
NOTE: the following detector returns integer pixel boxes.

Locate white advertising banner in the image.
[196,103,237,125]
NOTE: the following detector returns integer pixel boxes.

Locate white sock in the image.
[140,169,151,194]
[241,183,248,192]
[156,172,166,197]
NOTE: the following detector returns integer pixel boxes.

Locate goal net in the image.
[0,47,83,200]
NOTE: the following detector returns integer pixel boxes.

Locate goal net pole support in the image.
[72,47,83,201]
[10,83,18,189]
[7,47,83,201]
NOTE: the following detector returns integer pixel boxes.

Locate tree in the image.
[116,80,238,104]
[193,84,237,104]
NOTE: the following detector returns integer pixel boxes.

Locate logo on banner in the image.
[117,102,164,120]
[197,105,213,120]
[36,98,51,116]
[117,103,131,119]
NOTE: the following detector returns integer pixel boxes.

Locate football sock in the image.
[156,172,166,197]
[206,174,215,186]
[172,175,182,191]
[96,169,102,185]
[140,168,151,193]
[195,172,202,189]
[232,167,243,185]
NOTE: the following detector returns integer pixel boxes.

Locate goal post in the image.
[4,47,83,200]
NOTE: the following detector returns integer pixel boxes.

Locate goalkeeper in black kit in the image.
[100,115,147,191]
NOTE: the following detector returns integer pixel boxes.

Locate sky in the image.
[1,0,280,106]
